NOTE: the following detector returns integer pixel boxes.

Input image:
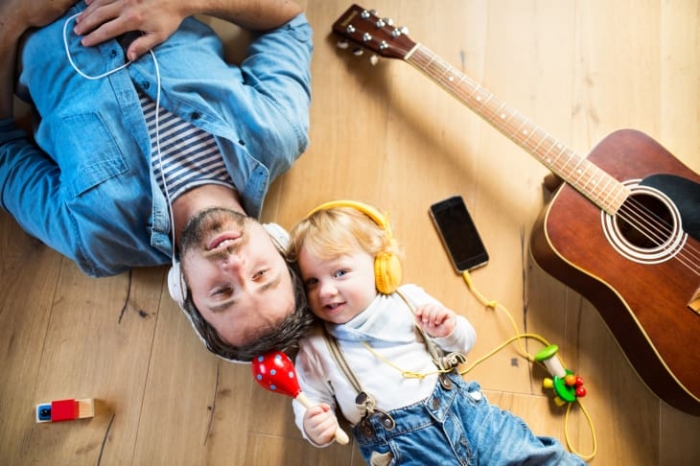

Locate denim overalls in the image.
[325,292,587,466]
[352,372,587,466]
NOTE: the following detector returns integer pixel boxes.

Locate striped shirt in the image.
[140,94,235,201]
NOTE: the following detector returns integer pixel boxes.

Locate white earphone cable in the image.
[63,13,177,268]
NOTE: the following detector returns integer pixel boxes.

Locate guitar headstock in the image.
[332,4,416,61]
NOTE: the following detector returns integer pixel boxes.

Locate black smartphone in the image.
[429,195,489,272]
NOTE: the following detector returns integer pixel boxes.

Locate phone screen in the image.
[429,195,489,272]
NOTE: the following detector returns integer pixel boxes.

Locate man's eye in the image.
[252,269,267,280]
[212,286,232,296]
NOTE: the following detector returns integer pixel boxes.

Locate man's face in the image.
[179,208,294,347]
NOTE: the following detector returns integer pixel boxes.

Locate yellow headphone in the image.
[307,200,402,295]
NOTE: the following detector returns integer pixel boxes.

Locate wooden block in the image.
[51,399,77,421]
[35,398,95,423]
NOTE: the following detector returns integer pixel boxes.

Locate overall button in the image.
[439,373,453,390]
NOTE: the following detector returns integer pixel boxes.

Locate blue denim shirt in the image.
[0,3,312,277]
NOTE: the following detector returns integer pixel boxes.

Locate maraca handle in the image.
[296,392,350,445]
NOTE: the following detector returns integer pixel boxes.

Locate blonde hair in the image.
[288,206,400,262]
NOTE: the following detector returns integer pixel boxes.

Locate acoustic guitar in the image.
[332,4,700,415]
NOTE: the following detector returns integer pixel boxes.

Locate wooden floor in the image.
[2,1,699,464]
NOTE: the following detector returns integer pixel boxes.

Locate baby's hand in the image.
[415,302,457,338]
[303,403,340,446]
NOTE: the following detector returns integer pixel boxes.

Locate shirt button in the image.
[191,112,201,120]
[142,82,150,90]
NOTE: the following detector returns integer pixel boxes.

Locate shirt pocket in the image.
[55,113,129,199]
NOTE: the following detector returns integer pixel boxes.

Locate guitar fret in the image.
[598,177,616,208]
[438,63,453,82]
[524,128,547,154]
[550,145,569,172]
[424,53,437,69]
[531,132,550,155]
[516,118,532,141]
[583,168,598,190]
[574,163,591,186]
[599,175,620,210]
[569,158,586,179]
[543,140,561,167]
[522,129,554,170]
[496,104,507,120]
[585,171,601,195]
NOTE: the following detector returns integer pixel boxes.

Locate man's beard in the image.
[179,208,248,255]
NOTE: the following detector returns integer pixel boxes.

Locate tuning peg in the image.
[336,40,349,50]
[383,17,394,26]
[353,48,364,56]
[370,54,379,66]
[392,26,409,38]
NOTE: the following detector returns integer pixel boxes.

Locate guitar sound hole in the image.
[616,193,673,249]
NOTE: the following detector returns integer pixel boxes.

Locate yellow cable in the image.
[460,270,597,461]
[565,399,598,461]
[361,340,452,379]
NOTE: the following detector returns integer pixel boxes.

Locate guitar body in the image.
[531,129,700,414]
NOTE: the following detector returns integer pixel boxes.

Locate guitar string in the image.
[411,47,700,276]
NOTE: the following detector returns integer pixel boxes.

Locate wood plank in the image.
[1,1,698,465]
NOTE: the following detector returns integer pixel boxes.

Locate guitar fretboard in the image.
[405,44,630,215]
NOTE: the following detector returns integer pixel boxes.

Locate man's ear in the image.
[263,222,289,252]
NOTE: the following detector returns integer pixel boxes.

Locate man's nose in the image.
[220,251,245,273]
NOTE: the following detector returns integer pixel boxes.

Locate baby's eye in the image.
[332,269,348,278]
[305,277,319,288]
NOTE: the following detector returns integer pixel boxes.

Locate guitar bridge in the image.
[689,286,700,315]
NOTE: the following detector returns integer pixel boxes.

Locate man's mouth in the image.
[207,232,242,252]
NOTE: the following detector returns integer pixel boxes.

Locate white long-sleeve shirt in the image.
[292,284,477,445]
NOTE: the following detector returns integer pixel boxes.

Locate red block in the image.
[51,399,78,422]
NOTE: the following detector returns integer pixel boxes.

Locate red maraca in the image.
[252,351,349,445]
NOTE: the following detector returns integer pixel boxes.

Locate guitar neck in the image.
[404,43,629,215]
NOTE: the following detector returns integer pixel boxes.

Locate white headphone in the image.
[167,222,290,307]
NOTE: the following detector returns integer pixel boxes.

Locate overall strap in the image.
[322,326,394,427]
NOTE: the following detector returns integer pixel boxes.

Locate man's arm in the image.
[74,0,303,61]
[0,22,22,119]
[0,0,78,118]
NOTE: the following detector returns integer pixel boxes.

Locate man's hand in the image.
[72,0,302,62]
[74,0,186,62]
[303,403,339,446]
[415,302,457,338]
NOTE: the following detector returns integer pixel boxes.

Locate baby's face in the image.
[298,247,377,324]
